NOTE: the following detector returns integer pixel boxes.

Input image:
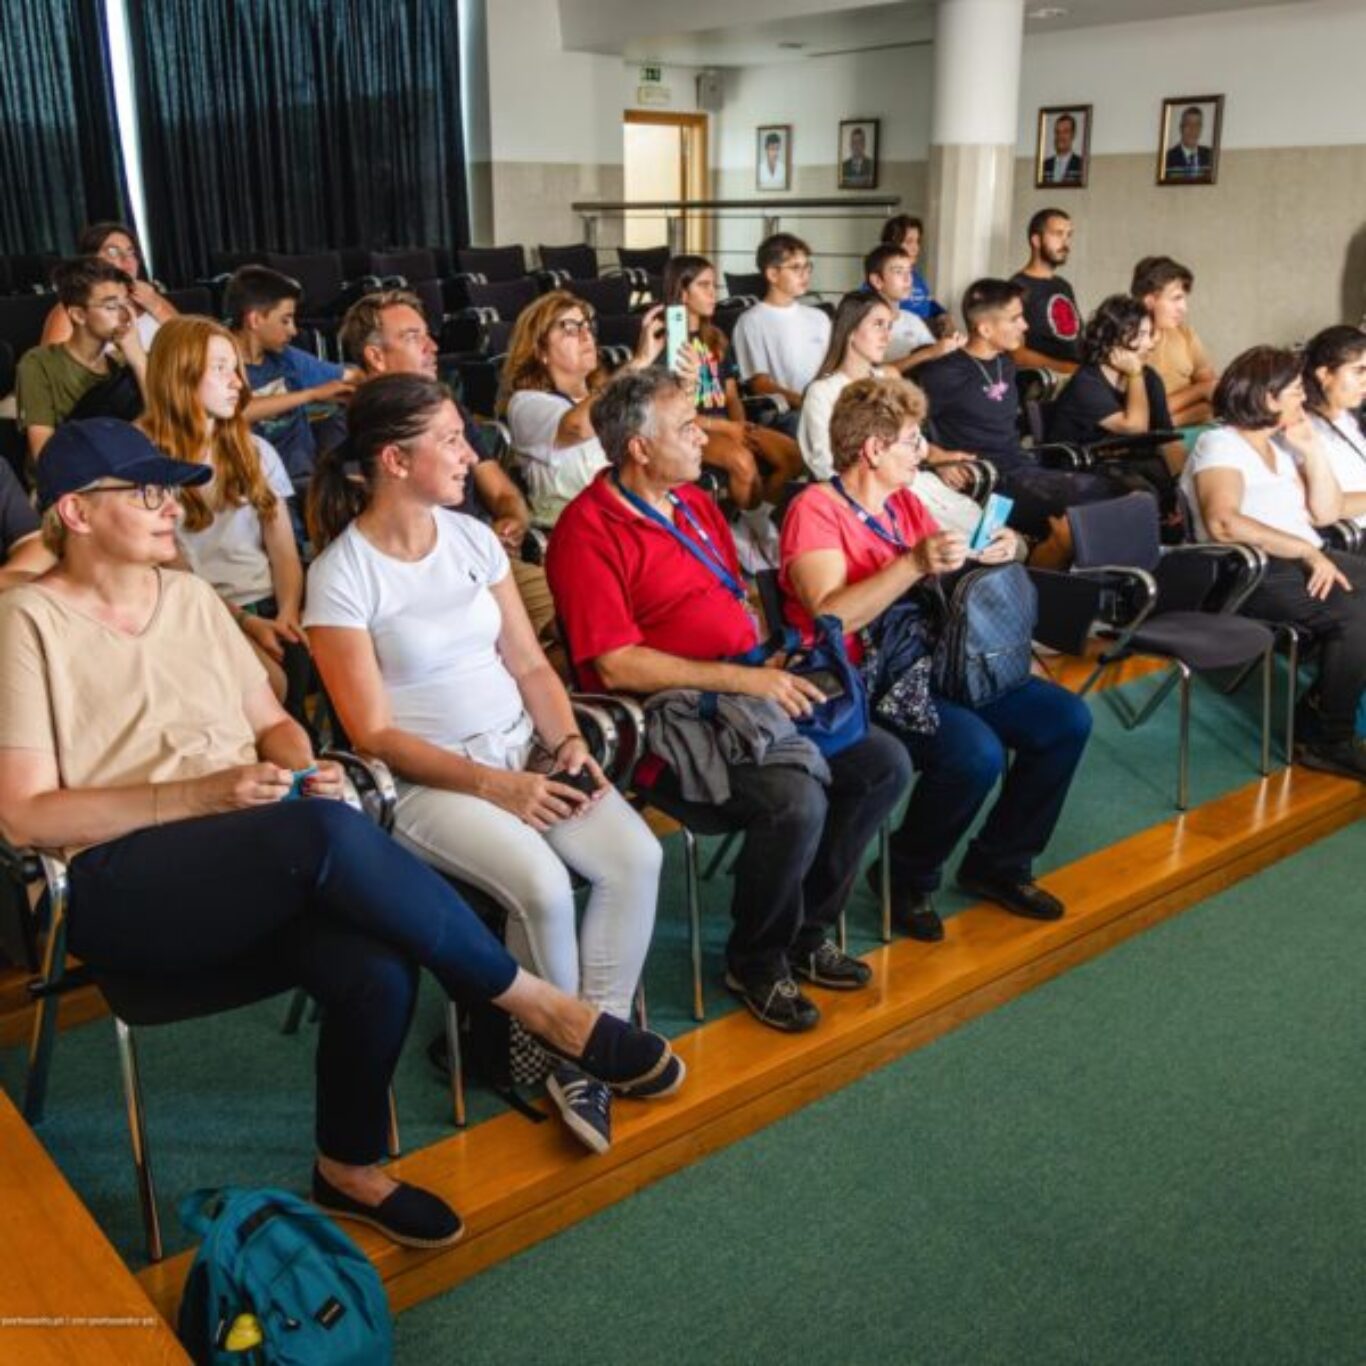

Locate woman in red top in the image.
[779,375,1091,941]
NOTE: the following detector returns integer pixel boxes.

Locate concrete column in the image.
[926,0,1025,319]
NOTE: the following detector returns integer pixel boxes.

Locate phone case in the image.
[665,305,689,373]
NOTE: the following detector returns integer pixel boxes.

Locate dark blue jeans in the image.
[69,801,519,1165]
[888,677,1091,891]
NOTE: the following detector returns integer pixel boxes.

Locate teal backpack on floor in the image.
[177,1186,393,1365]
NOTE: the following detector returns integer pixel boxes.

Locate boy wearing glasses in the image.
[16,259,149,462]
[731,234,832,429]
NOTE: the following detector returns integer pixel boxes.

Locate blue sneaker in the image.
[612,1051,686,1100]
[547,1065,612,1154]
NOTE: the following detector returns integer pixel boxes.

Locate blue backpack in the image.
[177,1187,393,1366]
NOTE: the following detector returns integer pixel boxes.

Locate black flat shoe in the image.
[956,864,1065,922]
[312,1167,464,1249]
[533,1013,675,1092]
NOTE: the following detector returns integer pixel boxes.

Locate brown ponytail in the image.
[306,373,453,549]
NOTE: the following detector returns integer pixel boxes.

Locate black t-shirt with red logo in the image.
[1011,271,1082,364]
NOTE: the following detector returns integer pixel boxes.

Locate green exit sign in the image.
[640,63,663,83]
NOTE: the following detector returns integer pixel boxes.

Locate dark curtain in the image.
[0,0,131,255]
[128,0,469,284]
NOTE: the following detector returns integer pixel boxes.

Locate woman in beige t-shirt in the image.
[0,420,680,1249]
[1132,255,1218,427]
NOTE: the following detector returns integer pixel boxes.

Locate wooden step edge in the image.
[136,767,1364,1319]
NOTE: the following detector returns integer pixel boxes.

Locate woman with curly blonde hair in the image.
[499,290,664,526]
[139,316,306,701]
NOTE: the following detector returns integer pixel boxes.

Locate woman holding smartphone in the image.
[779,374,1090,943]
[306,374,669,1155]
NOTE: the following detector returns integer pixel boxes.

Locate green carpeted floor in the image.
[394,817,1366,1366]
[0,669,1278,1268]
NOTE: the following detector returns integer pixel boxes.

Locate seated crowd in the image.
[3,207,1366,1251]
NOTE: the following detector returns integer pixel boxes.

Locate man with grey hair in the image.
[546,369,910,1033]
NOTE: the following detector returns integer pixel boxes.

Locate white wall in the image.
[486,0,701,165]
[1015,0,1366,155]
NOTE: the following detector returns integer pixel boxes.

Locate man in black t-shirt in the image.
[919,278,1119,542]
[1010,208,1082,373]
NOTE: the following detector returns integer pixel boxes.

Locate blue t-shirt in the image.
[901,267,945,321]
[245,345,343,487]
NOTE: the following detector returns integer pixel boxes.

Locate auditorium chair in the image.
[262,251,378,349]
[617,246,670,276]
[724,272,766,302]
[5,252,60,294]
[1030,491,1274,810]
[368,248,438,287]
[453,245,529,283]
[161,285,213,318]
[8,751,401,1262]
[565,275,632,317]
[0,292,59,373]
[538,243,599,283]
[448,275,539,331]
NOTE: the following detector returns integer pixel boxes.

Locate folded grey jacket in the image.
[643,689,831,804]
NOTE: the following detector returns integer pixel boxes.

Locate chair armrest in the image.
[930,457,996,503]
[1082,430,1182,462]
[569,694,647,786]
[1316,519,1364,555]
[741,393,791,421]
[320,749,397,833]
[1016,366,1058,405]
[1032,441,1090,470]
[569,700,620,779]
[520,526,549,567]
[1069,565,1159,633]
[1159,540,1267,612]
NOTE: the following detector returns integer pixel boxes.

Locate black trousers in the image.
[653,727,912,981]
[1240,551,1366,741]
[997,463,1120,540]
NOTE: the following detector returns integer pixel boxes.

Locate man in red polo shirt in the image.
[546,370,910,1033]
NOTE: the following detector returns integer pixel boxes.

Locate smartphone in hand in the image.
[665,304,688,373]
[969,493,1014,555]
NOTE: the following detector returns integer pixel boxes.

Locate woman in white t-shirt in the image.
[1303,325,1366,529]
[305,374,668,1154]
[799,293,1005,547]
[140,317,307,706]
[1181,345,1366,780]
[499,289,664,527]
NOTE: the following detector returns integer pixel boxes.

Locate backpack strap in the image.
[178,1187,229,1239]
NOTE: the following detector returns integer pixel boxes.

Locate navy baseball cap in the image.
[35,419,213,512]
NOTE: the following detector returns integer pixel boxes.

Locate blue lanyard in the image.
[611,473,746,602]
[830,475,908,550]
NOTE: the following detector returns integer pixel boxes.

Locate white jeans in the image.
[393,783,662,1020]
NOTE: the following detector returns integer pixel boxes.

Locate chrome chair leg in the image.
[445,998,466,1129]
[1176,663,1192,812]
[879,820,892,944]
[115,1018,163,1263]
[682,825,704,1022]
[1259,644,1273,777]
[633,979,648,1030]
[281,987,309,1035]
[1283,628,1300,762]
[386,1086,401,1159]
[23,880,69,1125]
[837,912,848,953]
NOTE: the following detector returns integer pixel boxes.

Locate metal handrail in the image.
[571,197,900,212]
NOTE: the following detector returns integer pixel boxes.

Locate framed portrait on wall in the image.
[1034,105,1091,189]
[756,125,792,192]
[1157,95,1223,186]
[837,118,879,190]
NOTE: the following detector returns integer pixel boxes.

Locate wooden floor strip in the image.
[0,1090,188,1365]
[126,765,1364,1323]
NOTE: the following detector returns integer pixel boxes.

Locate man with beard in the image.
[1010,208,1082,374]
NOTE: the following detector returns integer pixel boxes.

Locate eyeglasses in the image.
[779,261,813,276]
[892,430,927,456]
[102,244,140,263]
[86,299,130,316]
[79,483,182,511]
[554,316,597,339]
